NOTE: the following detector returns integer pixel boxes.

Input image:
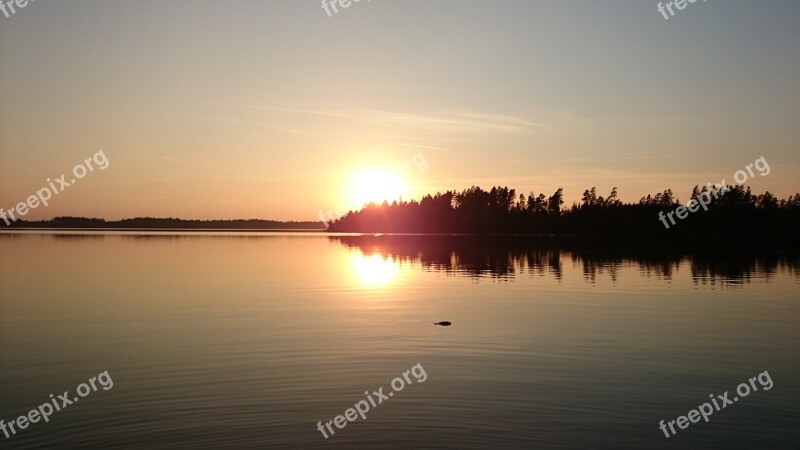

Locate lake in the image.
[1,232,798,449]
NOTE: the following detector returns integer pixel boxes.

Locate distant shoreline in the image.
[0,228,326,232]
[3,217,325,231]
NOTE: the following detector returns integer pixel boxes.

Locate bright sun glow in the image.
[347,169,407,208]
[352,253,401,287]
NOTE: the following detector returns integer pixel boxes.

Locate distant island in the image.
[4,217,324,230]
[326,185,800,242]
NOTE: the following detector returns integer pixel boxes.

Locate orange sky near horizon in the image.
[1,1,799,221]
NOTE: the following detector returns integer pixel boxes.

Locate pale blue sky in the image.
[1,0,798,220]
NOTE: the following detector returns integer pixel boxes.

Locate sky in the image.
[1,0,799,221]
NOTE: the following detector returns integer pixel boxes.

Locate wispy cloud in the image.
[235,104,541,135]
[397,143,458,153]
[344,108,540,134]
[167,113,306,135]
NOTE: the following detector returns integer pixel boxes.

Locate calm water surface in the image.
[1,232,798,449]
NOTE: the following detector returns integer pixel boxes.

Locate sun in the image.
[347,169,407,208]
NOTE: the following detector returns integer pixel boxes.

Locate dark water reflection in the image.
[1,232,799,449]
[332,235,800,286]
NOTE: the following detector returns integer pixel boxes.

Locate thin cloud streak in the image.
[234,105,541,135]
[171,114,307,135]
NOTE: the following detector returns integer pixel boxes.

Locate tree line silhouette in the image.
[326,185,800,241]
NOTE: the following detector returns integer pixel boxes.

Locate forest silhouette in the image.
[327,185,800,241]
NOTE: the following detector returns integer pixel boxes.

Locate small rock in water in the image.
[434,321,452,326]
